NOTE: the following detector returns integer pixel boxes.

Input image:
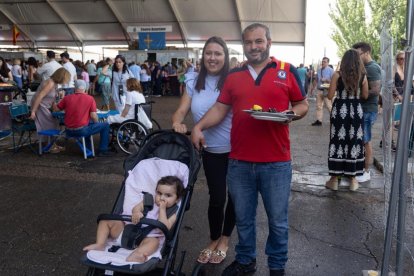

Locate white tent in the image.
[0,0,306,48]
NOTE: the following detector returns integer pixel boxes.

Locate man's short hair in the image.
[60,52,70,59]
[352,42,372,53]
[322,57,330,63]
[75,79,87,91]
[46,51,55,58]
[242,23,271,41]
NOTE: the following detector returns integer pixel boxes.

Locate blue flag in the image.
[138,32,166,50]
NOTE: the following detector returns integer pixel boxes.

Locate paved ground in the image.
[0,96,413,276]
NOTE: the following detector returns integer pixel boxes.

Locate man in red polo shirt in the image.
[53,79,112,157]
[191,23,308,276]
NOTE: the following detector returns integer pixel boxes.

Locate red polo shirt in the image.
[57,92,96,128]
[217,57,306,162]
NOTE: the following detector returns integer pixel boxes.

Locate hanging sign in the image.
[127,25,172,33]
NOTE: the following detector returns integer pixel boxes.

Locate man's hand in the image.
[191,126,206,150]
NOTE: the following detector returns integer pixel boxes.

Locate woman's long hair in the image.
[27,57,38,68]
[141,63,151,75]
[195,36,229,92]
[114,55,128,74]
[339,49,365,96]
[0,56,11,77]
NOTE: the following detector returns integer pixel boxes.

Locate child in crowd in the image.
[83,176,185,263]
[12,58,23,89]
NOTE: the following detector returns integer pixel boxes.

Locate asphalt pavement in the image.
[0,96,413,276]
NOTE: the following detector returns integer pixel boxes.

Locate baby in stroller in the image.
[83,175,185,263]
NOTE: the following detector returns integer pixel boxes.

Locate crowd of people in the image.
[1,20,409,275]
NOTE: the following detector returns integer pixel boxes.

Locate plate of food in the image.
[251,114,290,122]
[243,105,300,121]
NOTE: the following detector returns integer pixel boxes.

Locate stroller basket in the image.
[82,131,201,275]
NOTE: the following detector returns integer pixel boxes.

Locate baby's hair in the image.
[157,176,185,199]
[126,78,142,92]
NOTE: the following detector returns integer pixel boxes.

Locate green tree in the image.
[329,0,406,60]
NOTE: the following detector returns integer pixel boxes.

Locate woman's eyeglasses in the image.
[397,57,405,61]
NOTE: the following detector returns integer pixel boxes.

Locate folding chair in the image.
[8,103,37,153]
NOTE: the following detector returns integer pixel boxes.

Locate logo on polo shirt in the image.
[277,60,287,80]
[277,70,287,80]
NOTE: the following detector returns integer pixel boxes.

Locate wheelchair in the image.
[114,101,161,155]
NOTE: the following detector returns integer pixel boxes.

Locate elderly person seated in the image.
[52,79,113,157]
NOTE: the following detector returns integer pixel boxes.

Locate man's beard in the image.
[245,46,270,65]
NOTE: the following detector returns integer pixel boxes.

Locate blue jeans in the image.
[65,122,110,152]
[13,76,22,89]
[227,159,292,270]
[363,111,377,143]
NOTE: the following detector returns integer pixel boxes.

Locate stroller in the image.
[82,130,201,275]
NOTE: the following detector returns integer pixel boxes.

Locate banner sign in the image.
[138,32,166,50]
[127,25,172,33]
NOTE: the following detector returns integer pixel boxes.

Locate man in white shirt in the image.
[60,52,77,95]
[128,61,141,82]
[36,51,62,81]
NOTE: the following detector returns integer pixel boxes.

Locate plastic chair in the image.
[8,104,37,153]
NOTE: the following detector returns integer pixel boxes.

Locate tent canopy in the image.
[0,0,306,48]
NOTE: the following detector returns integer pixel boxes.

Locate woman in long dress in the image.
[29,68,71,142]
[325,49,368,191]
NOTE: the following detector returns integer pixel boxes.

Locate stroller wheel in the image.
[191,262,206,276]
[86,267,105,276]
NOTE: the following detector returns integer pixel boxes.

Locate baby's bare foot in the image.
[83,243,105,251]
[126,251,148,263]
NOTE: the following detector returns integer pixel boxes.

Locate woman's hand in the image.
[29,111,36,120]
[172,122,187,134]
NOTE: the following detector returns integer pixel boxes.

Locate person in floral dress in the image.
[325,49,369,191]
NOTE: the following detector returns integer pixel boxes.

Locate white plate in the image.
[97,110,109,114]
[253,111,288,117]
[252,111,300,119]
[251,114,289,122]
[242,109,256,114]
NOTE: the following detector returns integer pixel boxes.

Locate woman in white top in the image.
[112,55,133,112]
[171,36,234,264]
[107,78,146,124]
[140,63,151,95]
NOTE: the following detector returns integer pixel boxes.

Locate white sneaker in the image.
[356,170,371,183]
